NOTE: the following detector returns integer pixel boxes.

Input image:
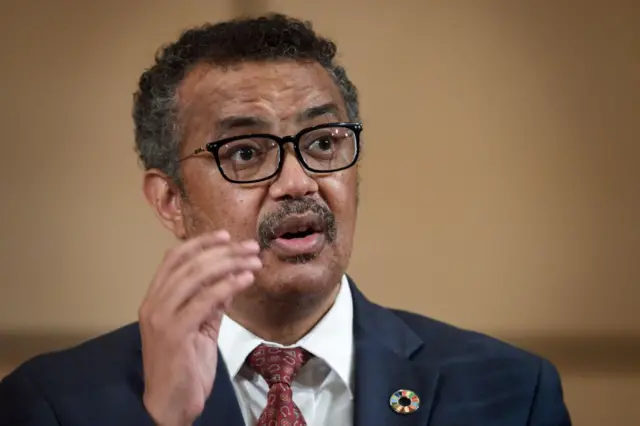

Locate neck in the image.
[227,281,341,346]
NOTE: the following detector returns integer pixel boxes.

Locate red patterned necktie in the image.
[247,344,313,426]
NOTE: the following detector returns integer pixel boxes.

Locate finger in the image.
[161,230,232,277]
[200,304,227,340]
[170,239,260,285]
[176,271,255,332]
[162,248,262,311]
[146,231,232,297]
[156,239,259,300]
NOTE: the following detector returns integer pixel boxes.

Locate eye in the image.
[308,136,336,152]
[219,140,266,164]
[231,146,259,162]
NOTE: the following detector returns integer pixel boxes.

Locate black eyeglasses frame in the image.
[181,122,363,184]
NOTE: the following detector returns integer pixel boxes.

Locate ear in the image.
[142,169,187,239]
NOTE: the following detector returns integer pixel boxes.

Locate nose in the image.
[268,149,318,200]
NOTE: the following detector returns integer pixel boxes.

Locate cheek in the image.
[215,190,265,238]
[185,167,266,238]
[320,171,358,226]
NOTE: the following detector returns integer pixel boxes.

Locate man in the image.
[0,13,571,426]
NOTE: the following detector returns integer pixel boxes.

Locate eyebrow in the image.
[216,115,270,134]
[213,102,342,138]
[296,102,341,122]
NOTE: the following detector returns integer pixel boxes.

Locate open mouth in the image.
[269,215,326,256]
[273,214,323,240]
[279,227,317,240]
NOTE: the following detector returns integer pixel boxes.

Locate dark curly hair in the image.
[132,13,360,183]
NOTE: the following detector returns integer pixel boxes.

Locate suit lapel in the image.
[134,331,244,426]
[196,351,245,426]
[350,279,440,426]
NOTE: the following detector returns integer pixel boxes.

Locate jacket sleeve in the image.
[527,359,572,426]
[0,369,61,426]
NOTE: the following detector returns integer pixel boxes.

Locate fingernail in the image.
[242,240,260,250]
[214,230,230,239]
[236,270,255,283]
[248,257,262,267]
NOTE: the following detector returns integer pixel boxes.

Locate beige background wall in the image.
[1,1,638,425]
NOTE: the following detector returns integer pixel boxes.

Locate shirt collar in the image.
[218,275,354,393]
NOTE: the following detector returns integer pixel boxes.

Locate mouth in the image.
[268,214,326,257]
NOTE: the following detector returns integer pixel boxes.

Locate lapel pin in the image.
[389,389,420,414]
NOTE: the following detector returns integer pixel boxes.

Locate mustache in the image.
[257,197,337,249]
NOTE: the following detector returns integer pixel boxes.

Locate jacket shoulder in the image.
[391,308,548,368]
[3,322,142,388]
[0,323,157,425]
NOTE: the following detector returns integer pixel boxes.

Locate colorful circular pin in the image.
[389,389,420,414]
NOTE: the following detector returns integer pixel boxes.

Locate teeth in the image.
[276,221,320,239]
[278,226,313,238]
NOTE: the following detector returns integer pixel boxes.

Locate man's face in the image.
[169,61,358,296]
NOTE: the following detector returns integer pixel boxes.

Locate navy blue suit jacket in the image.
[0,280,571,425]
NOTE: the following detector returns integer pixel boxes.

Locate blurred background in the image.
[0,0,638,424]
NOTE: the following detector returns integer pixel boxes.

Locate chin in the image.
[254,249,343,298]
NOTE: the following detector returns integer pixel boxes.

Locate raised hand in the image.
[139,230,261,426]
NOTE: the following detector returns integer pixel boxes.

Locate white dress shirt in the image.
[218,275,354,426]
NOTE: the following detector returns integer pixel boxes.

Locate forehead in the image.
[177,61,346,124]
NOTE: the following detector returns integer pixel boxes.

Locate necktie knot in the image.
[247,344,312,387]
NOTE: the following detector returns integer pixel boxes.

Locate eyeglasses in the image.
[180,122,363,184]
